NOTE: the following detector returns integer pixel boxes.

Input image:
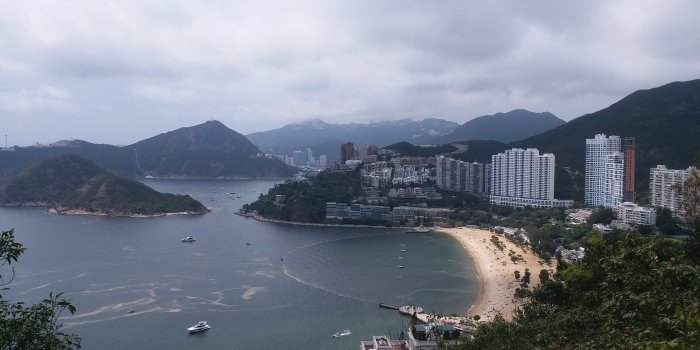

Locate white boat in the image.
[187,321,211,334]
[181,236,196,243]
[398,265,405,269]
[332,329,352,338]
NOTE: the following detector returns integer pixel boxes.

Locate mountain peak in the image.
[432,109,565,144]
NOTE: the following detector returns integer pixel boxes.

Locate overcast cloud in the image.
[1,0,700,146]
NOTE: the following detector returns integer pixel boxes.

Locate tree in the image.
[655,207,682,235]
[588,207,615,225]
[538,269,550,283]
[521,268,531,285]
[514,270,521,280]
[0,229,81,349]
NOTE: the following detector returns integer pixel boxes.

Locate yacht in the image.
[181,236,196,243]
[332,329,352,338]
[187,321,211,334]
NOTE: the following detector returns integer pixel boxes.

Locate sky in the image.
[1,1,700,146]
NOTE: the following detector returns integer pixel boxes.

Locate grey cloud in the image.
[1,0,700,146]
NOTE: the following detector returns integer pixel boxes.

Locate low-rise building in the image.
[555,246,586,264]
[616,202,656,226]
[359,336,407,350]
[406,324,461,350]
[326,202,392,223]
[392,206,452,225]
[489,195,573,209]
[567,208,593,225]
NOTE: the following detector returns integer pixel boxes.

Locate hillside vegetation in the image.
[0,155,207,216]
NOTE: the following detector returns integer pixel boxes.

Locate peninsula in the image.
[0,155,208,217]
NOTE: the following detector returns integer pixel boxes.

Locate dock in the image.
[379,303,474,332]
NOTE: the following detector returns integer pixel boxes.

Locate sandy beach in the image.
[438,227,553,321]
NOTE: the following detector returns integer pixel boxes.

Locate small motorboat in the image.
[400,249,407,253]
[181,236,196,243]
[332,329,352,338]
[398,265,406,269]
[187,321,211,334]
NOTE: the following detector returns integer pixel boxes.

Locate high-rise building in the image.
[367,145,379,156]
[436,156,490,194]
[585,134,622,207]
[340,142,356,163]
[292,150,306,167]
[305,148,314,166]
[603,152,625,208]
[489,148,572,208]
[650,165,696,217]
[623,137,636,202]
[319,155,328,169]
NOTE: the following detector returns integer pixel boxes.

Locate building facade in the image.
[623,137,636,202]
[603,152,625,209]
[585,134,622,207]
[617,202,656,226]
[650,165,696,217]
[341,142,356,163]
[435,156,490,194]
[489,148,572,208]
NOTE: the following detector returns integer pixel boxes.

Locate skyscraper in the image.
[585,134,622,207]
[340,142,355,163]
[603,152,625,208]
[623,137,636,202]
[489,148,571,208]
[436,156,490,194]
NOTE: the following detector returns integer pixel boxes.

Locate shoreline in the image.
[47,208,209,218]
[437,227,553,322]
[237,212,409,229]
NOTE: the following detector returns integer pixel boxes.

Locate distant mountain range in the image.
[247,118,459,161]
[0,121,296,179]
[430,109,565,144]
[0,155,207,216]
[247,111,563,161]
[389,79,700,201]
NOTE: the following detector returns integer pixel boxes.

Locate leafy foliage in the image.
[243,170,362,222]
[0,229,81,349]
[589,207,616,225]
[0,155,207,216]
[452,233,700,349]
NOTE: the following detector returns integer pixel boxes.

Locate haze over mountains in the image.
[247,118,459,161]
[246,111,564,161]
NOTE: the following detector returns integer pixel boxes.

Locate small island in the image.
[0,155,208,217]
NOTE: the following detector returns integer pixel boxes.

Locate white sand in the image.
[438,227,553,321]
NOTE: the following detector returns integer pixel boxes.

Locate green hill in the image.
[515,79,700,200]
[431,109,565,144]
[0,155,207,216]
[385,140,508,163]
[128,120,296,178]
[0,120,295,179]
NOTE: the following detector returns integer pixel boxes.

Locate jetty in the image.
[379,303,475,332]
